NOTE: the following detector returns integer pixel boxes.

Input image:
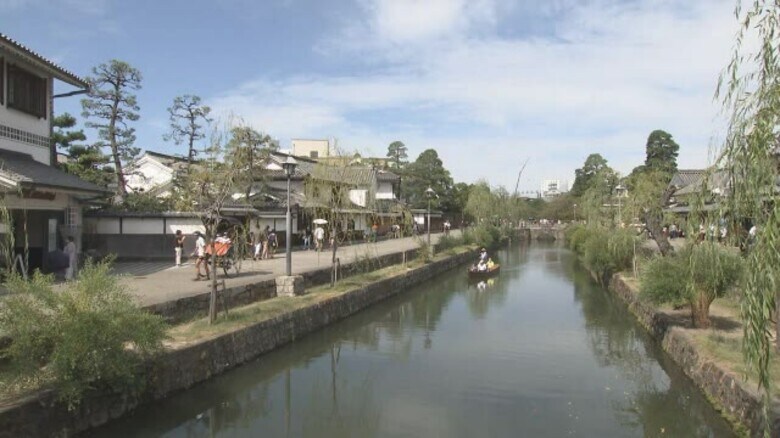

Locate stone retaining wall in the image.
[0,249,474,438]
[144,247,421,324]
[609,274,780,436]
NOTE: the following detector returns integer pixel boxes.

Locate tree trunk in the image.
[208,231,218,324]
[330,235,338,287]
[690,294,713,329]
[643,186,675,256]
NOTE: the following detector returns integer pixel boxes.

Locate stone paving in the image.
[116,231,459,307]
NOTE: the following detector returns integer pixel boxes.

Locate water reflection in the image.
[88,243,734,437]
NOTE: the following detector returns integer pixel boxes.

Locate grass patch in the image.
[691,330,780,396]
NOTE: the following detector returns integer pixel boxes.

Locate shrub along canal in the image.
[88,243,734,437]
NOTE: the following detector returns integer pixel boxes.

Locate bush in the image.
[640,252,690,308]
[436,234,464,253]
[465,224,497,248]
[565,224,589,255]
[582,228,614,281]
[416,239,433,263]
[0,259,167,407]
[607,228,636,273]
[641,242,744,328]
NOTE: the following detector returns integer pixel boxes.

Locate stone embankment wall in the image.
[145,247,421,324]
[609,274,780,436]
[0,249,475,438]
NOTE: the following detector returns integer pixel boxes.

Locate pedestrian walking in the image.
[261,226,270,259]
[303,227,311,250]
[267,229,277,258]
[174,230,185,267]
[192,231,210,281]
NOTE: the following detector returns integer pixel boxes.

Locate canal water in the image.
[89,244,734,437]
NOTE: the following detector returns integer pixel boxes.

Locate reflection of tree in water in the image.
[565,251,733,437]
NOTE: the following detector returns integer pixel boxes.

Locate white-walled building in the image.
[540,179,568,199]
[125,151,187,196]
[291,139,330,159]
[84,149,402,258]
[0,33,107,273]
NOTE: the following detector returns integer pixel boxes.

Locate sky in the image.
[1,0,741,193]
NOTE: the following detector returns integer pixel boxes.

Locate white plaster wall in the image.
[126,158,173,192]
[122,218,164,235]
[0,138,50,164]
[0,52,52,165]
[376,182,395,200]
[291,139,329,158]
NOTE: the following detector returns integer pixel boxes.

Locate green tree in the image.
[174,120,254,323]
[386,141,408,169]
[644,129,679,177]
[402,149,453,209]
[641,243,743,328]
[464,181,493,223]
[163,95,211,171]
[541,194,576,221]
[443,182,471,218]
[0,261,167,407]
[81,60,142,202]
[225,126,278,200]
[718,2,780,429]
[53,113,113,187]
[571,153,609,197]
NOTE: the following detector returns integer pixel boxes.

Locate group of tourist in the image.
[474,248,495,272]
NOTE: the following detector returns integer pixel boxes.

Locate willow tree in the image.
[717,1,780,433]
[175,119,253,323]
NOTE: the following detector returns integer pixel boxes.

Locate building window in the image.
[310,151,318,158]
[7,65,47,119]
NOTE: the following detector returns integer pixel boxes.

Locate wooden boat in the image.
[468,264,500,279]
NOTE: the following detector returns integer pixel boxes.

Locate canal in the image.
[89,243,734,437]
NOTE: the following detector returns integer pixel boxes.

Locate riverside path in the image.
[115,231,459,307]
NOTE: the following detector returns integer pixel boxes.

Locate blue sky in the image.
[2,0,738,192]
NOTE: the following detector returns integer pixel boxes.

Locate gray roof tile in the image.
[0,150,108,194]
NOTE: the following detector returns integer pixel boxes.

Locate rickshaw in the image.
[206,239,241,278]
[206,218,247,278]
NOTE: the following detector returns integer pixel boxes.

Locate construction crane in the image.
[513,158,530,198]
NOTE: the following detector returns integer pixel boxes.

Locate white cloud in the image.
[210,0,739,190]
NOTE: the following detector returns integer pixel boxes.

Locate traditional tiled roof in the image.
[0,33,87,88]
[669,169,706,189]
[376,170,400,182]
[0,150,108,194]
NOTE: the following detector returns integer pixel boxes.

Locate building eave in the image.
[0,33,88,88]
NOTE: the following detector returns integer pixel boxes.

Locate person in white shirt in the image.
[191,231,210,281]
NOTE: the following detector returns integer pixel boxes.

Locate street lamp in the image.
[282,155,298,276]
[425,187,436,248]
[573,203,577,222]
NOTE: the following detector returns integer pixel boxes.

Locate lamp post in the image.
[282,156,298,276]
[573,203,577,223]
[615,184,625,227]
[425,187,436,249]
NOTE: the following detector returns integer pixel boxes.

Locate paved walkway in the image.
[117,232,459,307]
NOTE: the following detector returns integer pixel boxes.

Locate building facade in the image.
[0,34,107,273]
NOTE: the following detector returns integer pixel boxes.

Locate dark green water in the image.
[89,244,735,437]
